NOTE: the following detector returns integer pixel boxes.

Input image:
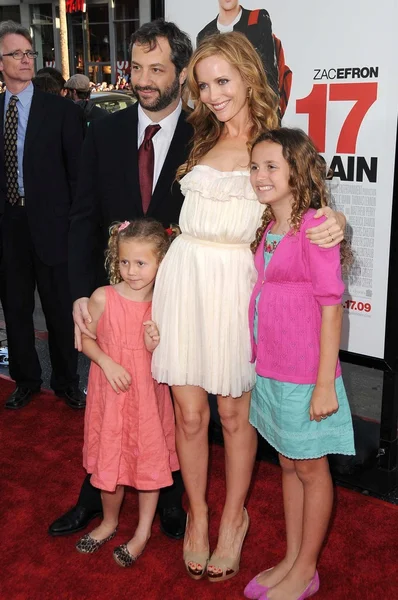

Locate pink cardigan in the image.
[249,209,344,384]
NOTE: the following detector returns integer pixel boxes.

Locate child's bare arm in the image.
[81,288,107,364]
[310,304,342,422]
[143,320,160,353]
[82,288,132,393]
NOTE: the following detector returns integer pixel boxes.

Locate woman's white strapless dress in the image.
[152,165,263,398]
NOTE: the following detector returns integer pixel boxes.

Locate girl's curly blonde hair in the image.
[104,219,179,285]
[176,31,279,180]
[250,128,353,272]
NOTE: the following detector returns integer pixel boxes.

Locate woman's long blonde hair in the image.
[176,32,279,180]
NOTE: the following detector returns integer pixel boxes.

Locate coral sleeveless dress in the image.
[83,286,179,492]
[152,165,264,398]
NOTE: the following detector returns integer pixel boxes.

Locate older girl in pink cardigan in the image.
[244,128,355,600]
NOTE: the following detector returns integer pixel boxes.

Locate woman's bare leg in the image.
[208,391,257,576]
[173,385,210,568]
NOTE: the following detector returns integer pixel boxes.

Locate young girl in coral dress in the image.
[75,220,179,567]
[244,128,355,600]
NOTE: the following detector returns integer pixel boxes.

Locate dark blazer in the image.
[68,102,193,301]
[197,7,279,96]
[0,87,84,266]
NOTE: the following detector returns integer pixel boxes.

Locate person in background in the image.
[32,72,63,95]
[0,20,86,410]
[64,74,108,126]
[197,1,292,117]
[36,66,67,97]
[197,1,278,96]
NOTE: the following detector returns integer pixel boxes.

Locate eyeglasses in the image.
[1,50,38,60]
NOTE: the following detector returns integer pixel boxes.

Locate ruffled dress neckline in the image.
[179,164,258,204]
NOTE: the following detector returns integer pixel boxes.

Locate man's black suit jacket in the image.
[68,102,193,302]
[0,87,84,266]
[197,7,279,97]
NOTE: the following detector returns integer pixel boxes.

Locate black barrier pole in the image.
[337,125,398,495]
[379,372,398,471]
[378,124,398,475]
[151,0,165,20]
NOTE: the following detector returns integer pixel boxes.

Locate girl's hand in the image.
[310,382,339,422]
[100,357,132,394]
[143,320,160,352]
[306,207,346,248]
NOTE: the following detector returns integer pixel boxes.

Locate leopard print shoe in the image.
[76,529,117,554]
[113,543,142,568]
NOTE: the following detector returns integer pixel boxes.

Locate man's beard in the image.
[133,75,180,112]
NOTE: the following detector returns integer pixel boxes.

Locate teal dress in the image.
[249,232,355,460]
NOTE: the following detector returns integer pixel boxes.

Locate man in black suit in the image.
[0,20,86,410]
[48,19,193,541]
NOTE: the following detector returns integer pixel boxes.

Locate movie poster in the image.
[165,0,398,359]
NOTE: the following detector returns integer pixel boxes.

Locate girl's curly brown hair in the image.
[250,128,353,272]
[104,219,179,285]
[176,31,279,180]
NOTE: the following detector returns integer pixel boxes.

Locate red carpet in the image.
[1,376,397,600]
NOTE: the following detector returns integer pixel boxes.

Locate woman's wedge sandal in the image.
[207,507,250,582]
[183,514,210,580]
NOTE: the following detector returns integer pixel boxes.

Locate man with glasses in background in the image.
[0,21,86,410]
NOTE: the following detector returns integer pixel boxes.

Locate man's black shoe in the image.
[159,506,187,540]
[5,386,40,410]
[48,505,102,536]
[55,386,86,409]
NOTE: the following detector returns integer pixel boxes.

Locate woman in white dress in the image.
[152,32,345,582]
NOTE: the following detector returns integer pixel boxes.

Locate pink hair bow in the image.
[118,221,130,232]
